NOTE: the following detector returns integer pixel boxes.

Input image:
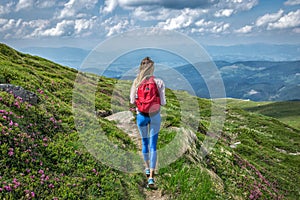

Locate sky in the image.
[0,0,299,50]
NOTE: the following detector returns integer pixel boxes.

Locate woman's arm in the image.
[130,82,136,105]
[154,78,166,106]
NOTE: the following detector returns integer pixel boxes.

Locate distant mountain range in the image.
[21,43,300,69]
[21,46,90,69]
[20,44,300,101]
[204,43,300,62]
[175,61,300,101]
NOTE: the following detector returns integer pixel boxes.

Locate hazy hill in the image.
[204,43,300,62]
[0,43,299,199]
[176,60,300,101]
[21,43,300,69]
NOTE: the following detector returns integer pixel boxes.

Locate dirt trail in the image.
[106,111,168,200]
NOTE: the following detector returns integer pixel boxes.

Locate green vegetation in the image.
[0,43,299,199]
[227,99,300,130]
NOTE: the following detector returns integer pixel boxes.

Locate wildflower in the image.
[8,151,14,156]
[38,169,44,174]
[48,184,54,188]
[4,185,12,192]
[37,89,44,94]
[31,191,35,197]
[9,120,13,126]
[14,101,20,108]
[14,123,19,127]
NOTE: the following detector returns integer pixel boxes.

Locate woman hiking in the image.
[130,57,166,187]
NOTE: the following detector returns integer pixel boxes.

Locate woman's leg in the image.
[149,112,161,178]
[136,113,151,168]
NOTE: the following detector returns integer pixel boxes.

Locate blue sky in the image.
[0,0,299,49]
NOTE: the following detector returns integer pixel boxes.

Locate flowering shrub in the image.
[0,91,131,199]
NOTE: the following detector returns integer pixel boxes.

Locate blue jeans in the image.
[136,112,161,169]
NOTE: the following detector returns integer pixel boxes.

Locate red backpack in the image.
[136,76,161,114]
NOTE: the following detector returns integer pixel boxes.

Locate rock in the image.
[230,141,241,149]
[0,84,39,105]
[96,109,112,117]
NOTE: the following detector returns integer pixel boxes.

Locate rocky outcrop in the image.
[0,84,39,105]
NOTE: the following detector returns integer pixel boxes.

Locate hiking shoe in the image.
[148,178,155,187]
[145,168,150,177]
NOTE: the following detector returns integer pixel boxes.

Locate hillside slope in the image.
[0,43,299,199]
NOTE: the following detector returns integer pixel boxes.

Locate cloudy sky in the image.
[0,0,299,49]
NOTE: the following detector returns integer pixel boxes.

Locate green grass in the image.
[0,43,300,199]
[227,99,300,130]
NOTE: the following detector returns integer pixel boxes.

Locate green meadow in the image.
[0,43,299,199]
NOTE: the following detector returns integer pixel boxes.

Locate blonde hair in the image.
[133,57,154,88]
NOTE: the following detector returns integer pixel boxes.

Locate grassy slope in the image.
[0,43,299,199]
[226,99,300,130]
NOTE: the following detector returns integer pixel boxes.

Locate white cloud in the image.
[211,23,230,33]
[193,19,230,34]
[100,0,119,14]
[0,19,16,32]
[235,25,253,33]
[132,7,174,21]
[0,2,14,15]
[41,20,75,36]
[35,1,57,8]
[0,18,8,26]
[216,0,258,11]
[16,0,34,12]
[25,19,51,37]
[105,19,129,36]
[57,0,98,19]
[256,9,284,26]
[195,19,213,27]
[75,17,96,34]
[284,0,300,6]
[239,0,259,10]
[268,9,300,30]
[157,8,203,30]
[214,9,234,17]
